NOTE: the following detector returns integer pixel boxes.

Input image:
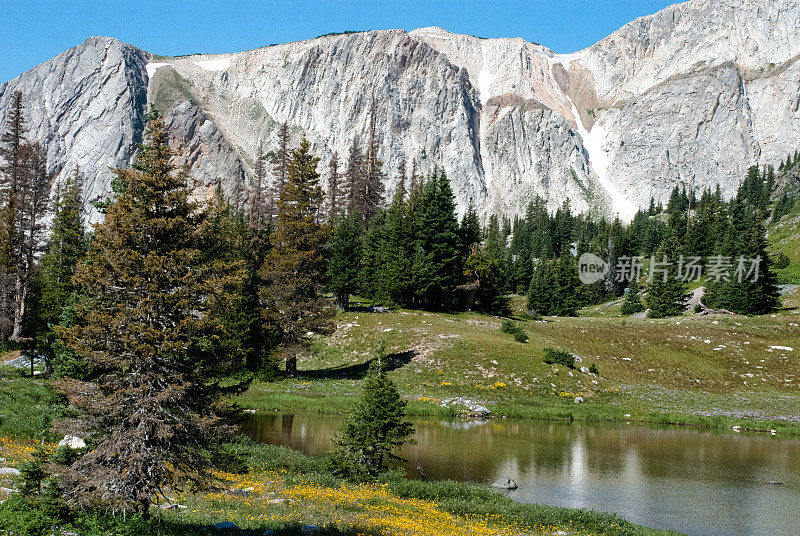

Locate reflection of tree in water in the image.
[281,414,294,437]
[243,412,800,536]
[243,412,800,489]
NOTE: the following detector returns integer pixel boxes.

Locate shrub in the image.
[542,347,575,369]
[500,321,528,343]
[588,363,599,374]
[774,252,790,269]
[0,495,60,536]
[522,310,543,321]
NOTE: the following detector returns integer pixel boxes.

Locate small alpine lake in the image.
[244,411,800,536]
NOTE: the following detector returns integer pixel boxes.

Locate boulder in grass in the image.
[0,468,20,476]
[214,521,239,530]
[58,435,86,449]
[301,526,321,535]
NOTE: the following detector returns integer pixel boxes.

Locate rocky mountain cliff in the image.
[1,0,799,223]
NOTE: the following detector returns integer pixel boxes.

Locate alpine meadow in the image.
[1,1,800,536]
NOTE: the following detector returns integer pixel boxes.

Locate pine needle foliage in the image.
[55,111,249,517]
[330,355,415,481]
[258,137,334,376]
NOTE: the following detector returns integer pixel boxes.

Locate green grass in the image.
[0,366,60,440]
[768,209,800,284]
[237,305,800,436]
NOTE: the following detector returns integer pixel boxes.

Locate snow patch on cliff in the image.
[566,97,637,221]
[477,45,496,106]
[193,58,231,71]
[145,63,171,78]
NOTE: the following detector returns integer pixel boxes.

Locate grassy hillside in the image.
[239,296,800,435]
[768,208,800,284]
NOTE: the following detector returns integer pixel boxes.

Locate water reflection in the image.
[243,412,800,536]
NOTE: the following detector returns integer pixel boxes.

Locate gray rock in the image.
[440,397,491,418]
[267,497,295,505]
[301,525,321,535]
[490,477,518,490]
[57,435,86,449]
[159,503,187,510]
[574,396,584,404]
[225,488,251,498]
[0,468,21,476]
[2,1,799,223]
[214,521,239,530]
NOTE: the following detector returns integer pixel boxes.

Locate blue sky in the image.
[1,0,678,82]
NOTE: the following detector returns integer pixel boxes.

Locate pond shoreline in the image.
[243,410,800,536]
[237,387,800,438]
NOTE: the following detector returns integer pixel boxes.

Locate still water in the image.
[243,412,800,536]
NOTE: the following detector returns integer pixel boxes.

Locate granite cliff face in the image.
[1,0,799,222]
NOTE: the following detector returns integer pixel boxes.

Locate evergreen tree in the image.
[327,151,342,217]
[645,237,687,318]
[396,158,407,194]
[412,170,461,309]
[55,111,249,517]
[459,200,481,257]
[461,242,507,314]
[258,137,334,377]
[0,91,49,341]
[358,210,386,303]
[327,211,363,308]
[347,104,386,222]
[14,141,50,339]
[527,260,555,316]
[379,183,414,305]
[484,214,510,290]
[30,171,85,375]
[269,122,290,214]
[0,91,27,340]
[330,356,415,481]
[361,101,386,221]
[620,285,644,315]
[345,138,364,214]
[250,140,269,226]
[197,184,254,372]
[551,251,580,316]
[704,217,779,314]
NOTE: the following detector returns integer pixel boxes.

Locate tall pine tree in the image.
[412,170,461,310]
[327,211,363,309]
[56,111,249,516]
[258,137,334,376]
[645,236,688,318]
[30,170,85,375]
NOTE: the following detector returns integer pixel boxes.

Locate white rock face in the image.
[1,0,799,221]
[0,37,148,223]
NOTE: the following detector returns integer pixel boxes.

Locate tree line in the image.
[0,90,793,519]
